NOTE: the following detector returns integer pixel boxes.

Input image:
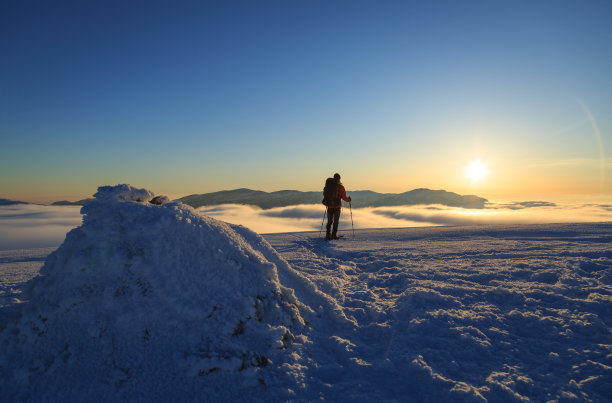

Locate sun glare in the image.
[466,160,488,183]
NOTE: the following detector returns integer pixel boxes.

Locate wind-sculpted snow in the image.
[1,199,610,401]
[0,185,317,401]
[266,223,611,402]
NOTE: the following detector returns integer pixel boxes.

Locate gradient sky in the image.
[1,0,611,203]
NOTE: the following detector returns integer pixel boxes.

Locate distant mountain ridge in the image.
[52,198,95,206]
[0,198,27,206]
[178,188,488,209]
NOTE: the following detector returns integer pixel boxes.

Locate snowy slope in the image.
[265,224,612,402]
[0,185,610,402]
[0,185,314,401]
[0,248,55,309]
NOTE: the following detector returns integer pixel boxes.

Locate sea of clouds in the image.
[0,204,82,250]
[200,201,612,233]
[1,200,610,250]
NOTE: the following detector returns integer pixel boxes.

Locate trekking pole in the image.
[319,207,327,238]
[349,201,355,237]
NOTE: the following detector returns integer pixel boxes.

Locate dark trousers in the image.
[326,207,341,237]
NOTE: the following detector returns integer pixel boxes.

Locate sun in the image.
[466,160,488,183]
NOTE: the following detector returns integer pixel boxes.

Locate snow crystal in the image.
[92,184,155,203]
[0,185,310,401]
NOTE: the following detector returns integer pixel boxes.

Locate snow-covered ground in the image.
[265,224,612,402]
[1,186,610,401]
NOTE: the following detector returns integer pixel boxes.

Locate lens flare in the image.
[578,100,605,192]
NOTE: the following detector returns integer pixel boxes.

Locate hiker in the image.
[323,173,351,240]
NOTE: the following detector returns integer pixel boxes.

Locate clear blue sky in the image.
[1,0,611,202]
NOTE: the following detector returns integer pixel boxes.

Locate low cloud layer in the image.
[1,201,610,250]
[0,204,82,250]
[201,202,612,233]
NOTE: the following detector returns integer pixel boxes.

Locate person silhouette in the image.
[323,173,351,240]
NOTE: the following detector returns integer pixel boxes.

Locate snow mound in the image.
[93,184,155,202]
[1,185,306,400]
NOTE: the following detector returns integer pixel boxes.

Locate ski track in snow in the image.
[1,223,611,401]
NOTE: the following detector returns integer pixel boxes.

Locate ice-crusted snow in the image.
[266,225,611,402]
[1,185,610,402]
[0,185,315,401]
